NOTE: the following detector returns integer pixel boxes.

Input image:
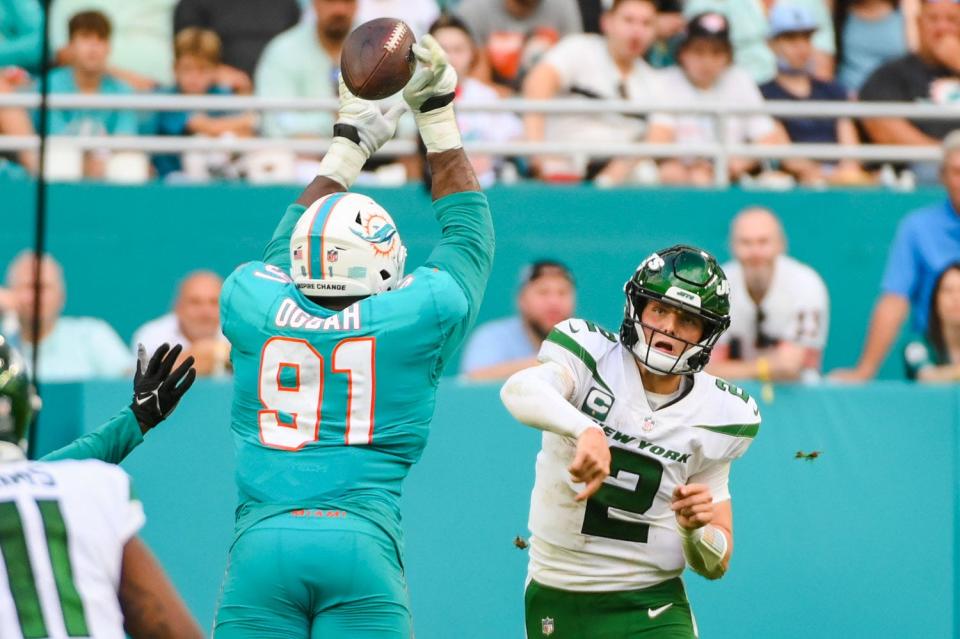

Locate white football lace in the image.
[384,22,407,53]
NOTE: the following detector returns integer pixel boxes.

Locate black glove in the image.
[130,343,197,433]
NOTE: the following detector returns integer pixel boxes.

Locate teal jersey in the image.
[221,191,494,552]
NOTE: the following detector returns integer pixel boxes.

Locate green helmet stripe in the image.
[546,329,612,393]
[692,423,759,439]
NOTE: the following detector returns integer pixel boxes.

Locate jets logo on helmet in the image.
[290,192,407,298]
[620,245,731,375]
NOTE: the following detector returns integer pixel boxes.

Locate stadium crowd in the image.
[0,0,957,185]
[2,0,960,386]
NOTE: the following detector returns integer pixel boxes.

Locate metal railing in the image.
[0,93,955,186]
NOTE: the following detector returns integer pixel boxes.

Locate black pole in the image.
[27,0,53,459]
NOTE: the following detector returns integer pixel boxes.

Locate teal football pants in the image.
[213,510,412,638]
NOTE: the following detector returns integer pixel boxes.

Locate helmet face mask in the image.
[620,246,731,376]
[290,192,407,300]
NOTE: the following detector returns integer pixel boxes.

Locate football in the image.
[340,18,416,100]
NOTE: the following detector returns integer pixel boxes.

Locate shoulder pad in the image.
[544,318,619,359]
[704,375,762,428]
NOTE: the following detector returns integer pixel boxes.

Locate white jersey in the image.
[0,459,144,639]
[528,318,760,592]
[719,255,830,364]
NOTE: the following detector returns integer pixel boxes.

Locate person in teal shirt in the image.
[39,11,137,137]
[214,37,494,639]
[0,0,42,73]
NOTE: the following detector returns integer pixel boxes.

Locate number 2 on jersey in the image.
[581,447,664,543]
[258,336,375,450]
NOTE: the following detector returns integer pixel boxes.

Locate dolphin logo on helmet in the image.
[290,192,407,298]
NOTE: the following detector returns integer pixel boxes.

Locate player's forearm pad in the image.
[500,363,602,439]
[317,136,367,188]
[416,102,462,154]
[678,524,728,580]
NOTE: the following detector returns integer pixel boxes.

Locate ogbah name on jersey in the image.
[274,298,361,332]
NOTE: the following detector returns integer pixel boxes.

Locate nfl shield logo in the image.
[541,617,554,636]
[293,246,304,260]
[327,249,339,263]
[642,416,655,432]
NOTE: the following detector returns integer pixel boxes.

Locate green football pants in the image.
[213,510,412,639]
[525,577,698,639]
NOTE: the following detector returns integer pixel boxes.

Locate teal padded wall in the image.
[1,179,948,378]
[37,380,960,638]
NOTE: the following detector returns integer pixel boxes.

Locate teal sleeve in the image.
[263,203,306,269]
[40,407,144,464]
[0,0,42,70]
[424,191,495,320]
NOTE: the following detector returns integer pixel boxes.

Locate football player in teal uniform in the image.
[213,37,494,638]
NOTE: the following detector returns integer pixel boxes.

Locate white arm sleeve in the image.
[500,362,603,439]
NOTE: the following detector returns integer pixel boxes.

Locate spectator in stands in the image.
[174,0,301,92]
[430,14,523,187]
[904,262,960,381]
[0,0,41,73]
[256,0,356,139]
[708,207,829,382]
[357,0,440,36]
[657,12,788,186]
[460,260,576,380]
[523,0,673,185]
[42,11,141,180]
[131,270,230,377]
[761,3,872,186]
[834,0,913,94]
[684,0,836,83]
[832,131,960,381]
[456,0,583,86]
[859,0,960,184]
[4,251,130,381]
[0,69,37,176]
[646,0,684,69]
[153,28,256,180]
[51,0,178,89]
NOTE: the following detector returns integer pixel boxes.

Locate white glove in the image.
[318,76,406,188]
[403,34,461,153]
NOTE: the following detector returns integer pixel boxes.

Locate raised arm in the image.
[262,77,405,269]
[41,344,196,463]
[402,35,494,316]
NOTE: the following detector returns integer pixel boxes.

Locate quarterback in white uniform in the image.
[502,245,760,638]
[0,339,203,639]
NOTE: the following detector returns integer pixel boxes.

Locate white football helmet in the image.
[290,192,407,298]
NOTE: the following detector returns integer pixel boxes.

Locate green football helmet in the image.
[0,336,37,452]
[620,245,731,375]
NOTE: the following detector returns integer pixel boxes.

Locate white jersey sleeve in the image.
[688,460,731,503]
[0,460,144,639]
[537,318,622,415]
